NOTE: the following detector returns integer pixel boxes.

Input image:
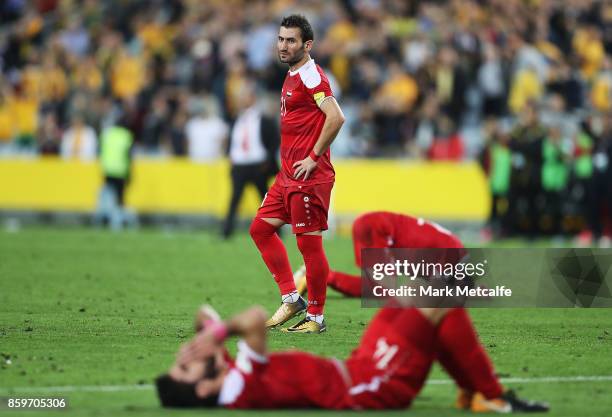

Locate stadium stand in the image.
[1,0,612,240]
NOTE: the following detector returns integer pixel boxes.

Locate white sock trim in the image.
[307,313,324,324]
[282,291,299,304]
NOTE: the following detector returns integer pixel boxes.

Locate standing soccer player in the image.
[248,15,345,333]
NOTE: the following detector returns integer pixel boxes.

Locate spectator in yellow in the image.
[224,56,248,119]
[40,54,68,103]
[72,55,103,93]
[137,16,174,58]
[10,85,39,148]
[0,84,13,142]
[573,26,605,81]
[20,54,43,101]
[321,10,356,91]
[111,47,145,100]
[591,57,612,112]
[374,61,418,113]
[509,66,542,114]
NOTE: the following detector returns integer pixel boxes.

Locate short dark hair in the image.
[155,374,219,408]
[280,14,314,43]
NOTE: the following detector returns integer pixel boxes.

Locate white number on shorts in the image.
[373,337,399,370]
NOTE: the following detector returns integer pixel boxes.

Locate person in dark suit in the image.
[222,81,279,238]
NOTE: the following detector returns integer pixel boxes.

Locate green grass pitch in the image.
[0,227,611,416]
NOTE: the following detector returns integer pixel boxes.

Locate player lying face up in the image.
[155,304,549,412]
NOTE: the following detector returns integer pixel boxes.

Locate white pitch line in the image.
[427,375,612,385]
[0,384,154,394]
[1,375,612,395]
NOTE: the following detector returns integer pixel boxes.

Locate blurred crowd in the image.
[2,0,612,238]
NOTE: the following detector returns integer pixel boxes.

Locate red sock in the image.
[436,343,473,391]
[249,218,296,295]
[328,270,362,297]
[296,235,328,315]
[436,308,504,399]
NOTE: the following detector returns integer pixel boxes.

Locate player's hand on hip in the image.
[293,156,317,180]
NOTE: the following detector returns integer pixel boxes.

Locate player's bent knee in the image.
[249,218,276,239]
[418,307,452,325]
[248,219,260,239]
[249,218,267,239]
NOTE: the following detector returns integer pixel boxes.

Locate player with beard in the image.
[155,304,549,413]
[248,15,345,333]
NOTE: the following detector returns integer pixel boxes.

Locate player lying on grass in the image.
[155,304,548,412]
[294,211,464,297]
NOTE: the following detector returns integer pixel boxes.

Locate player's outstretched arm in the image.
[179,306,268,365]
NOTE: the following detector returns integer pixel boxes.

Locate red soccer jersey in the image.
[278,58,335,186]
[219,340,352,409]
[352,211,464,267]
[220,311,433,411]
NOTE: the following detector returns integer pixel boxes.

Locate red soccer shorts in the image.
[256,181,334,234]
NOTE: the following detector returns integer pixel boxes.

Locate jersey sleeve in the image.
[219,340,268,407]
[234,339,268,374]
[302,66,334,108]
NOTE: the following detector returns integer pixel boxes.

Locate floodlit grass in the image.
[1,227,610,416]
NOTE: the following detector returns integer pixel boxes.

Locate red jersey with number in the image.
[278,59,335,187]
[352,211,464,267]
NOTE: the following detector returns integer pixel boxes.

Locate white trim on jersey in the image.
[349,375,384,396]
[218,368,245,405]
[289,58,322,89]
[237,339,268,364]
[218,339,268,406]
